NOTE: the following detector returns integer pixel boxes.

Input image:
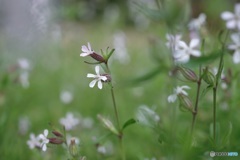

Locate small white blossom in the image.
[221,3,240,30]
[38,129,49,151]
[18,116,30,135]
[228,33,240,63]
[173,39,201,63]
[66,134,80,146]
[188,13,206,31]
[80,42,94,57]
[168,85,190,103]
[166,34,182,51]
[59,112,80,131]
[96,141,113,155]
[18,58,30,70]
[60,90,73,104]
[27,133,41,149]
[135,105,160,128]
[87,66,107,89]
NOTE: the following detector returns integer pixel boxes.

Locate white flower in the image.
[96,141,113,155]
[221,3,240,30]
[80,42,94,57]
[168,85,190,103]
[60,90,73,104]
[166,33,182,50]
[38,129,49,151]
[18,58,30,70]
[87,66,107,89]
[59,112,80,131]
[27,133,41,149]
[173,39,201,63]
[228,33,240,63]
[135,105,160,128]
[188,13,206,30]
[18,116,30,135]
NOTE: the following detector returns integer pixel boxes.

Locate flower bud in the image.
[178,94,193,112]
[97,115,119,135]
[90,52,106,63]
[177,66,198,82]
[69,138,79,158]
[52,130,63,137]
[101,74,111,82]
[202,68,215,86]
[49,138,64,144]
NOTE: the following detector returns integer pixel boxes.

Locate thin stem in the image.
[191,65,202,136]
[213,87,217,143]
[105,63,125,160]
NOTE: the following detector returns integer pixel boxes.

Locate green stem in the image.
[106,63,125,160]
[191,65,202,136]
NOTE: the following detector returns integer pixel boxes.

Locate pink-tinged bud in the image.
[177,66,198,82]
[101,74,111,82]
[49,138,64,144]
[90,52,106,63]
[52,130,63,137]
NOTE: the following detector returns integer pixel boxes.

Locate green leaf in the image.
[122,118,136,131]
[221,122,232,146]
[106,49,115,61]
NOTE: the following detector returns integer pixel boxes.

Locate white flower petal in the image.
[168,94,177,103]
[230,33,240,44]
[42,144,47,151]
[191,50,201,57]
[81,45,89,52]
[95,66,100,75]
[190,39,200,48]
[228,44,237,50]
[226,20,236,29]
[221,12,234,20]
[44,129,48,137]
[89,80,97,88]
[175,54,190,63]
[235,4,240,15]
[80,53,90,57]
[87,74,96,78]
[181,86,191,90]
[178,41,188,49]
[100,76,107,81]
[233,51,240,63]
[97,81,103,89]
[87,42,92,51]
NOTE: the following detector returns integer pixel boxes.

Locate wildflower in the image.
[18,116,30,135]
[228,33,240,63]
[221,3,240,30]
[173,39,201,63]
[80,42,94,57]
[166,33,182,50]
[17,58,30,70]
[87,66,108,89]
[60,90,73,104]
[59,112,80,131]
[135,105,160,128]
[168,85,191,103]
[38,129,49,151]
[69,138,79,158]
[27,133,41,149]
[188,13,206,31]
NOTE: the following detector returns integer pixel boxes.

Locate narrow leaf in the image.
[122,118,136,131]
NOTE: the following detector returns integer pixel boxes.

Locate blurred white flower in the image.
[59,112,80,131]
[173,39,201,63]
[18,116,30,135]
[97,141,113,155]
[87,66,107,89]
[113,31,130,64]
[168,86,190,103]
[188,13,206,31]
[19,71,30,88]
[60,90,73,104]
[166,34,182,51]
[27,133,41,149]
[221,3,240,30]
[228,33,240,63]
[80,42,94,57]
[135,105,160,128]
[38,129,49,151]
[66,134,80,146]
[18,58,30,70]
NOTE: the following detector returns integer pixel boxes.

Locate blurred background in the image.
[0,0,240,159]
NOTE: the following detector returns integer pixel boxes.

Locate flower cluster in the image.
[221,3,240,63]
[27,129,50,151]
[80,42,113,89]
